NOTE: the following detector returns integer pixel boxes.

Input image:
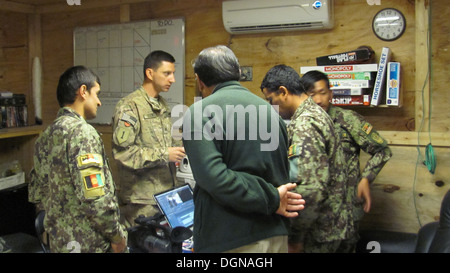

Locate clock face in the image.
[372,8,406,41]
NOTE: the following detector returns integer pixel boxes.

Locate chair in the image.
[415,221,439,253]
[357,189,450,253]
[35,210,49,253]
[425,189,450,253]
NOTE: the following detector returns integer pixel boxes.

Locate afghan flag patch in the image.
[83,173,104,190]
[288,145,299,158]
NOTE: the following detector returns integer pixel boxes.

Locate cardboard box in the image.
[332,88,368,96]
[316,47,375,65]
[330,79,373,89]
[326,71,375,80]
[301,63,378,74]
[386,62,401,106]
[332,95,370,106]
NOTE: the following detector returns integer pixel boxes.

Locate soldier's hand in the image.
[111,237,127,253]
[169,147,185,163]
[357,177,371,213]
[288,242,304,253]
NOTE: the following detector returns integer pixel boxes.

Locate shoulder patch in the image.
[361,122,373,135]
[120,113,137,127]
[288,145,300,158]
[116,127,131,144]
[77,154,103,169]
[83,173,104,190]
[370,131,385,144]
[82,171,106,199]
[76,154,106,199]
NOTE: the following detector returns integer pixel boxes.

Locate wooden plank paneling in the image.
[359,145,450,233]
[0,11,29,95]
[0,0,35,13]
[415,0,431,132]
[430,0,450,133]
[39,6,121,126]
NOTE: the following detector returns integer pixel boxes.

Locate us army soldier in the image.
[112,51,185,228]
[29,66,127,253]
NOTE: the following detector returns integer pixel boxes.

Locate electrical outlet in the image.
[240,66,253,81]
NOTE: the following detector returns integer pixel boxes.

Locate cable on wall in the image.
[413,1,436,228]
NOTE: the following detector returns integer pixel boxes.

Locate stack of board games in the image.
[301,47,401,107]
[300,63,377,106]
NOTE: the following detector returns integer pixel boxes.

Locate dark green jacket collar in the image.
[212,81,243,94]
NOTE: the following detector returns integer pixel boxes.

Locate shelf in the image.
[0,125,43,139]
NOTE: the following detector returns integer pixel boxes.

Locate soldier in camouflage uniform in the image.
[112,51,185,228]
[261,65,353,253]
[28,66,127,253]
[303,70,392,252]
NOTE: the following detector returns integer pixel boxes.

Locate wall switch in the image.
[240,66,253,81]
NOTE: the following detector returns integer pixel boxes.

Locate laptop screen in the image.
[153,184,194,228]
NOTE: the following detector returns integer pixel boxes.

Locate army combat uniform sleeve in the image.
[112,97,170,170]
[343,109,392,183]
[28,167,45,211]
[68,125,126,245]
[288,116,332,242]
[29,129,52,212]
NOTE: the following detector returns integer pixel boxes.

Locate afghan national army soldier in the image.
[112,50,185,228]
[29,66,127,253]
[261,65,354,253]
[303,70,392,252]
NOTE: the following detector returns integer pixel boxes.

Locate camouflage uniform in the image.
[29,107,126,253]
[112,87,180,227]
[328,105,392,251]
[288,97,353,253]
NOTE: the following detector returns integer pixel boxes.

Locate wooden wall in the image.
[1,0,449,234]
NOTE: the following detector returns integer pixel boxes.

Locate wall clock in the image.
[372,8,406,41]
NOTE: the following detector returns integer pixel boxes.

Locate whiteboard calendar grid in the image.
[74,18,185,124]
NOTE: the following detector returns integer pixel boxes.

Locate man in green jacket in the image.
[182,45,305,253]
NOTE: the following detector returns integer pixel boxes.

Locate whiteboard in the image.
[73,18,185,124]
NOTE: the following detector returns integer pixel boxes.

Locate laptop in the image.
[153,184,194,229]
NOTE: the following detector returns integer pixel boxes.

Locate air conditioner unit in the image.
[222,0,334,34]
